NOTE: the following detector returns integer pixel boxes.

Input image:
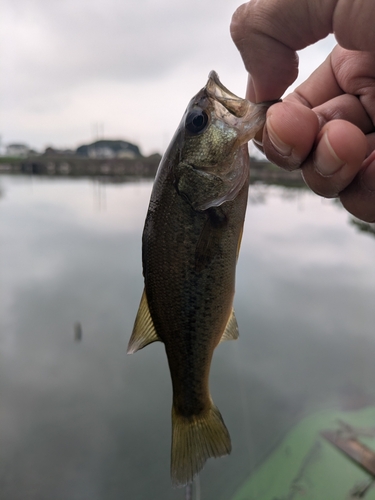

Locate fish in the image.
[127,71,273,486]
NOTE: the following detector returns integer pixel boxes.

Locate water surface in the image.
[1,175,375,500]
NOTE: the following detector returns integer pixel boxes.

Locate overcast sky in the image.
[1,0,336,155]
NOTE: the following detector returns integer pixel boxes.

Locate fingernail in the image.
[362,160,375,191]
[315,132,345,176]
[267,119,292,157]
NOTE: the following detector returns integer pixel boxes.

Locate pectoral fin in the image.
[127,289,161,354]
[195,207,227,272]
[219,309,239,343]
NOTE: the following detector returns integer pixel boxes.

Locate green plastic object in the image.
[232,407,375,500]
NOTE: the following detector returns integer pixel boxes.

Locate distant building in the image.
[43,147,75,156]
[6,143,29,157]
[76,140,141,159]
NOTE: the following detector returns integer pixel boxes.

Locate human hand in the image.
[231,0,375,222]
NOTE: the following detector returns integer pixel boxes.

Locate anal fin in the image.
[127,289,161,354]
[219,309,239,343]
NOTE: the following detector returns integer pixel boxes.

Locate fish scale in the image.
[128,71,275,486]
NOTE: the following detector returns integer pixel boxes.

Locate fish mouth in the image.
[205,70,250,118]
[205,70,279,144]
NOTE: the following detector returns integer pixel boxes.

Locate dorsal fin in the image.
[219,309,239,343]
[236,224,244,261]
[127,289,161,354]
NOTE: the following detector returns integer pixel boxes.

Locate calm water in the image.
[1,174,375,500]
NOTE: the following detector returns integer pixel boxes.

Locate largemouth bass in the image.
[128,71,272,486]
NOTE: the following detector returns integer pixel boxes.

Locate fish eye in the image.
[185,109,209,134]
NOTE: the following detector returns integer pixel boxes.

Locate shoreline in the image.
[0,156,305,187]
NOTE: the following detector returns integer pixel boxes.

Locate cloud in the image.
[2,0,238,94]
[0,0,336,153]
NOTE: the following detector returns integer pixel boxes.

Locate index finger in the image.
[230,0,375,102]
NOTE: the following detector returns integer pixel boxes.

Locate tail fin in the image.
[171,402,231,487]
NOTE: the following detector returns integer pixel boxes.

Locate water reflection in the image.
[1,175,375,500]
[74,321,83,342]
